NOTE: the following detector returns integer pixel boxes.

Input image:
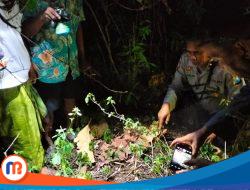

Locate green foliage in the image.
[46,128,92,178]
[138,25,151,41]
[124,118,148,134]
[106,96,116,105]
[151,140,173,175]
[106,149,119,160]
[83,171,93,180]
[68,107,83,128]
[86,93,148,135]
[124,41,154,70]
[144,156,151,165]
[120,23,156,106]
[14,150,41,172]
[154,140,172,154]
[103,128,113,144]
[101,166,112,176]
[89,141,95,151]
[85,93,95,104]
[152,153,170,175]
[21,0,37,10]
[129,143,146,158]
[199,143,223,162]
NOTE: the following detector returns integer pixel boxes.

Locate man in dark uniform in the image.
[171,39,250,157]
[158,39,243,141]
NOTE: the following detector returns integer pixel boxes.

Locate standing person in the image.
[22,0,86,144]
[158,39,243,136]
[0,0,46,171]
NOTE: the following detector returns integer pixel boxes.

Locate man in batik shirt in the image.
[22,0,86,145]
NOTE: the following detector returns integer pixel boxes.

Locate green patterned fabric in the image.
[0,82,46,171]
[24,0,85,83]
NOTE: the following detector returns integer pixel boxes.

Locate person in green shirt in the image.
[22,0,87,145]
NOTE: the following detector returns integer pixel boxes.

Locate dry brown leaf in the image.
[137,121,162,147]
[79,166,87,175]
[99,141,110,152]
[124,132,139,142]
[74,124,95,163]
[117,149,128,161]
[111,136,129,149]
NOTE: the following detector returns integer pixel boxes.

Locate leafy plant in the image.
[119,23,156,106]
[89,141,95,151]
[101,166,112,176]
[83,171,93,180]
[103,128,113,144]
[85,93,148,135]
[106,149,119,160]
[152,153,170,175]
[129,143,145,158]
[199,143,223,162]
[46,127,92,178]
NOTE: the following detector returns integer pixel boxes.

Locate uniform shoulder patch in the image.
[233,76,242,85]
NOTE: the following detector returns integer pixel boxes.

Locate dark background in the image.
[81,0,250,115]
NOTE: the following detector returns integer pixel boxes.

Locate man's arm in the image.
[163,54,188,111]
[171,85,250,156]
[158,54,188,128]
[22,7,60,38]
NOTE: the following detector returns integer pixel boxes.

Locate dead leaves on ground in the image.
[94,121,166,166]
[74,120,166,170]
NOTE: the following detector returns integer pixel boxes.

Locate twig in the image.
[4,133,20,157]
[84,72,128,94]
[113,0,154,11]
[91,98,125,122]
[124,170,133,179]
[108,166,121,179]
[151,141,154,161]
[113,162,125,166]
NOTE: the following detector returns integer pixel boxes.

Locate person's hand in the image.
[205,133,217,143]
[41,7,61,22]
[158,103,171,129]
[170,130,204,157]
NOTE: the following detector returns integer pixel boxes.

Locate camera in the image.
[51,8,71,27]
[169,143,192,171]
[54,8,71,22]
[50,8,71,35]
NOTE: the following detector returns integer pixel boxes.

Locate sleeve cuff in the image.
[163,89,177,112]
